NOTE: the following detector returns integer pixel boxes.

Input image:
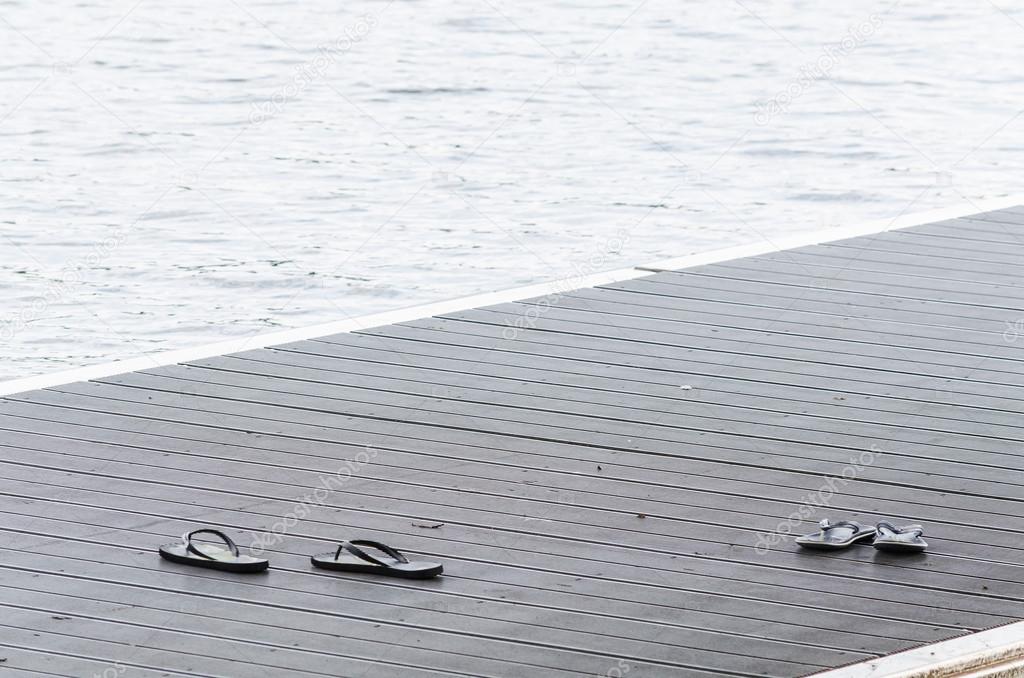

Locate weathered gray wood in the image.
[826,238,1024,269]
[375,316,1021,399]
[836,227,1024,258]
[17,383,1024,529]
[0,644,199,678]
[252,345,1024,435]
[159,352,1024,480]
[449,304,1022,380]
[0,561,631,678]
[7,439,1024,587]
[5,207,1024,677]
[808,243,1024,282]
[0,514,958,649]
[290,334,1024,429]
[702,242,1024,286]
[668,261,1024,310]
[2,458,1022,621]
[0,546,843,676]
[2,552,922,656]
[8,385,1024,546]
[315,321,1018,413]
[0,608,461,678]
[0,499,1003,647]
[902,221,1024,245]
[7,407,1024,567]
[3,414,1024,566]
[101,365,1024,465]
[520,289,1016,359]
[3,471,1016,629]
[604,275,1017,325]
[955,212,1024,227]
[720,247,1022,293]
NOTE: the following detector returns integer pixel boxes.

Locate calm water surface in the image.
[2,0,1023,380]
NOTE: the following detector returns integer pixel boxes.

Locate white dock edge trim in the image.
[2,194,1021,397]
[811,621,1024,678]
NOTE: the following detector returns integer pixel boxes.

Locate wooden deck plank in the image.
[442,305,1021,381]
[513,291,1016,359]
[892,222,1024,246]
[5,412,1023,569]
[4,207,1024,676]
[134,353,1024,482]
[317,320,1020,411]
[7,443,1024,589]
[367,318,1023,402]
[695,261,1023,318]
[0,548,842,677]
[3,471,1016,629]
[7,389,1024,542]
[16,385,1024,530]
[3,452,1022,619]
[792,244,1024,283]
[0,515,846,677]
[291,335,1024,427]
[0,518,955,650]
[662,263,1024,310]
[0,608,463,678]
[451,303,1021,377]
[99,367,1024,463]
[0,562,619,678]
[832,227,1024,257]
[78,366,1024,516]
[0,645,198,678]
[826,239,1024,269]
[0,511,997,671]
[3,417,1024,566]
[3,550,921,655]
[213,348,1024,439]
[602,276,1015,326]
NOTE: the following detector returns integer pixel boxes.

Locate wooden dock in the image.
[2,206,1024,677]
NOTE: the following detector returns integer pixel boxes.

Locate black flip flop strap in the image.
[185,529,240,560]
[875,520,898,536]
[885,522,923,537]
[336,539,409,566]
[820,519,862,535]
[876,521,924,538]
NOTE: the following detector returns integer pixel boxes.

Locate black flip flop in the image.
[873,521,928,553]
[795,519,876,550]
[159,529,269,573]
[312,539,443,579]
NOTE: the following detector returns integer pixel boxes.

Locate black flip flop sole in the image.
[159,544,269,573]
[873,541,927,553]
[796,530,876,550]
[311,554,442,579]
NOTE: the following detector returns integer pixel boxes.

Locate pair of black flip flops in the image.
[796,519,928,553]
[159,529,443,579]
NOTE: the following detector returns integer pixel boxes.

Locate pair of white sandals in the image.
[796,519,927,553]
